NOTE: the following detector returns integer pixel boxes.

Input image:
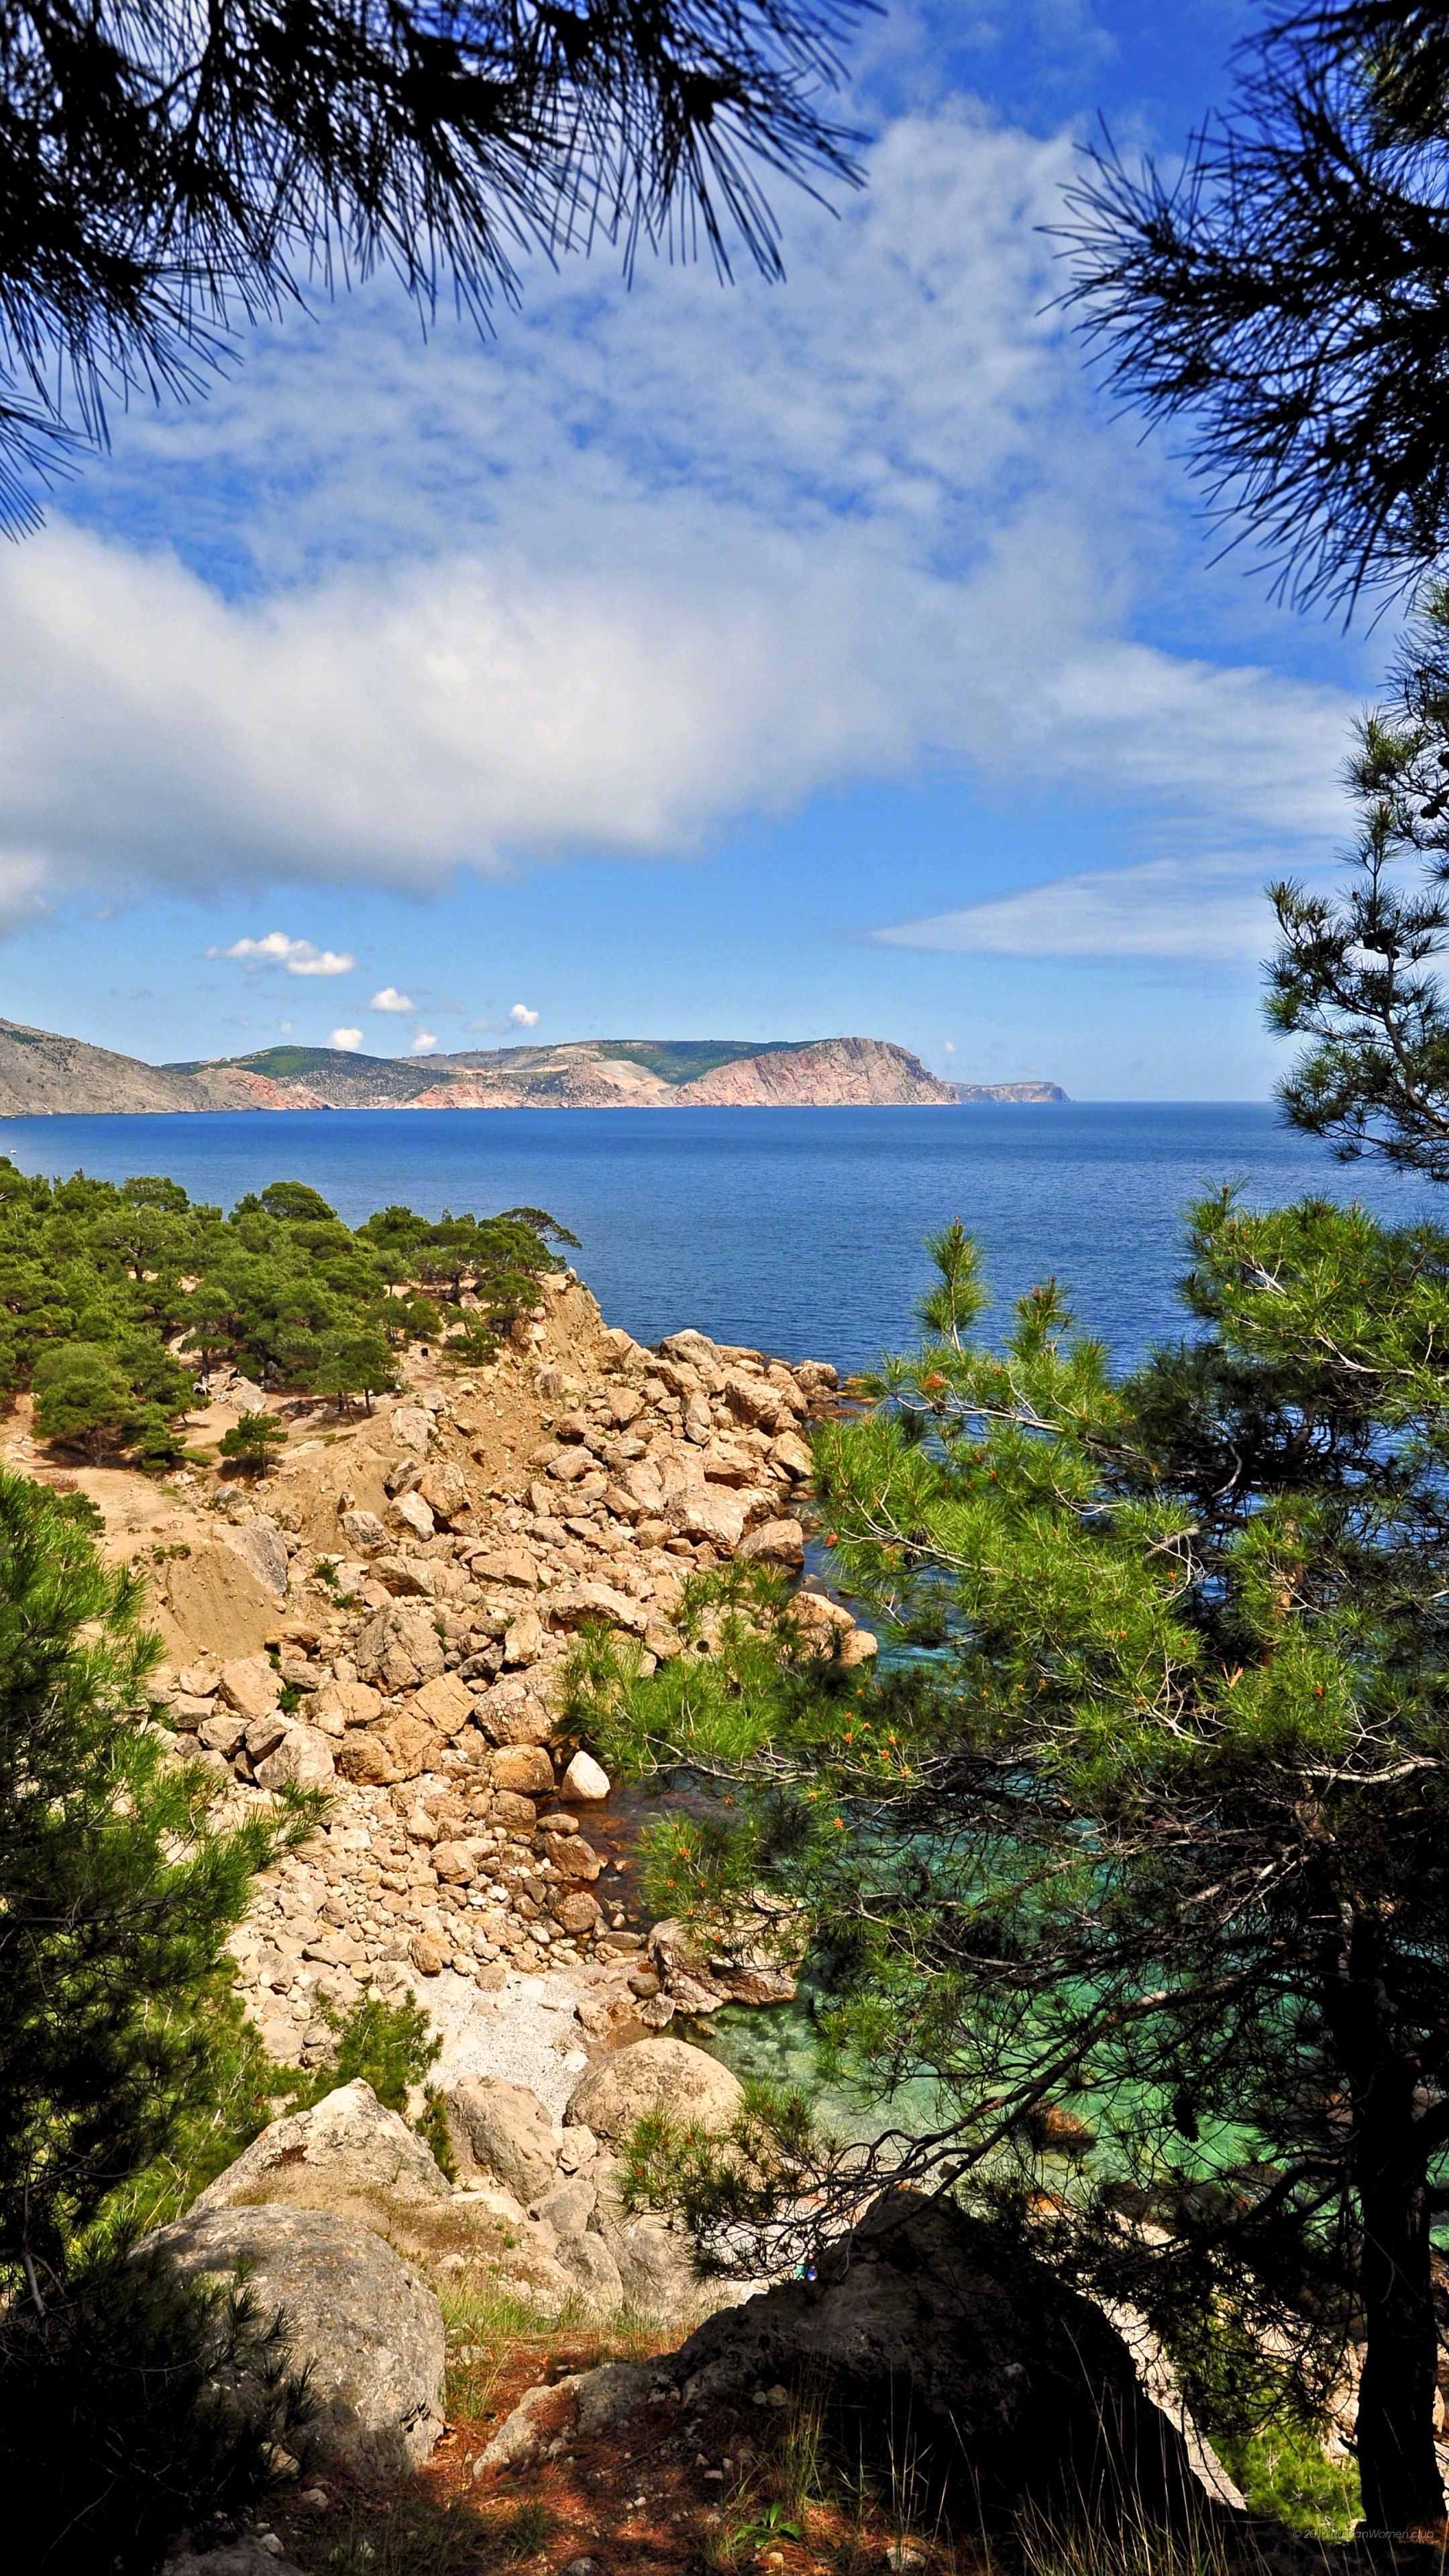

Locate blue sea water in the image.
[0,1100,1433,1371]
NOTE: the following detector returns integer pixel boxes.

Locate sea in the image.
[5,1097,1433,2124]
[0,1099,1435,1373]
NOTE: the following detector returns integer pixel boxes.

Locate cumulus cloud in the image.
[213,931,355,974]
[409,1029,438,1053]
[369,987,415,1012]
[0,102,1368,923]
[329,1026,364,1049]
[508,1003,540,1027]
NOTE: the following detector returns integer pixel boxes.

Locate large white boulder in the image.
[565,2037,745,2143]
[147,2203,445,2479]
[192,2079,451,2218]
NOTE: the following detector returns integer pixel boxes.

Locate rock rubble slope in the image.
[5,1269,874,2072]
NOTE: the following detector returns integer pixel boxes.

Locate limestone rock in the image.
[722,1370,782,1432]
[737,1517,806,1567]
[410,1670,476,1736]
[470,1548,538,1587]
[392,1489,435,1542]
[446,2075,559,2202]
[354,1601,445,1691]
[392,1405,431,1455]
[335,1732,400,1786]
[339,1507,389,1554]
[255,1721,335,1791]
[503,1606,544,1666]
[661,2193,1237,2524]
[218,1654,283,1721]
[198,1707,247,1758]
[419,1460,472,1522]
[768,1430,814,1481]
[566,2037,745,2143]
[149,2202,445,2479]
[177,1652,223,1697]
[220,1516,290,1599]
[561,1748,610,1801]
[666,1485,747,1553]
[162,2544,309,2576]
[555,2229,625,2310]
[492,1743,553,1795]
[193,2078,451,2218]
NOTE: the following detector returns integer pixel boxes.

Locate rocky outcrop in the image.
[655,2192,1242,2525]
[0,1018,211,1115]
[676,1038,956,1108]
[145,2203,446,2480]
[953,1080,1069,1104]
[192,2079,452,2219]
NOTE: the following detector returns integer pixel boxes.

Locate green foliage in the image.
[0,1157,572,1458]
[606,1205,1449,2534]
[0,1468,314,2298]
[1269,586,1449,1182]
[217,1409,288,1472]
[290,1992,455,2180]
[0,2246,313,2574]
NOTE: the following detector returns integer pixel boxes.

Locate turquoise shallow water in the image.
[0,1100,1432,1373]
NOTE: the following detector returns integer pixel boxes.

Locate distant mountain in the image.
[952,1081,1070,1104]
[0,1018,1064,1115]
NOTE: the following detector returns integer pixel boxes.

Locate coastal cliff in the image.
[0,1022,1002,1114]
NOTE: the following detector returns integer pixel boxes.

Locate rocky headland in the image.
[0,1020,998,1115]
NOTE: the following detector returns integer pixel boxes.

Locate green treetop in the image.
[583,1203,1449,2541]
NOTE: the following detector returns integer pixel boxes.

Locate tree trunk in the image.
[1356,2086,1445,2542]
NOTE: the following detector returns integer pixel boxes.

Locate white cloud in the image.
[212,930,355,974]
[0,103,1371,920]
[943,1039,956,1054]
[329,1026,364,1049]
[369,987,415,1012]
[876,849,1338,963]
[409,1029,438,1053]
[508,1003,540,1027]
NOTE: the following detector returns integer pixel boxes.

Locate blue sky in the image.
[0,1,1391,1095]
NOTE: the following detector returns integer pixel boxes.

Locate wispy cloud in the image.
[213,930,355,974]
[876,850,1335,963]
[369,986,415,1012]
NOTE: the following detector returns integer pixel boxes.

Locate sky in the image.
[0,1,1394,1097]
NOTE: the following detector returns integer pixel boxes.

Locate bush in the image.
[0,2246,313,2574]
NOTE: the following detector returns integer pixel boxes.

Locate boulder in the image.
[354,1601,446,1692]
[722,1369,782,1431]
[470,1548,538,1587]
[661,2193,1242,2525]
[769,1430,814,1481]
[219,1516,289,1599]
[312,1677,384,1735]
[419,1460,472,1522]
[146,2202,445,2479]
[565,2038,745,2143]
[392,1489,435,1542]
[177,1652,223,1697]
[383,1711,443,1780]
[561,1748,610,1801]
[543,1831,601,1881]
[476,1679,555,1746]
[446,2075,559,2203]
[555,2229,625,2311]
[502,1607,545,1667]
[335,1732,400,1786]
[737,1517,806,1567]
[217,1654,282,1721]
[491,1743,554,1796]
[163,2546,309,2576]
[392,1405,431,1455]
[193,2079,451,2218]
[339,1507,390,1554]
[254,1721,335,1791]
[551,1890,604,1936]
[410,1671,476,1737]
[198,1707,247,1758]
[667,1485,747,1554]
